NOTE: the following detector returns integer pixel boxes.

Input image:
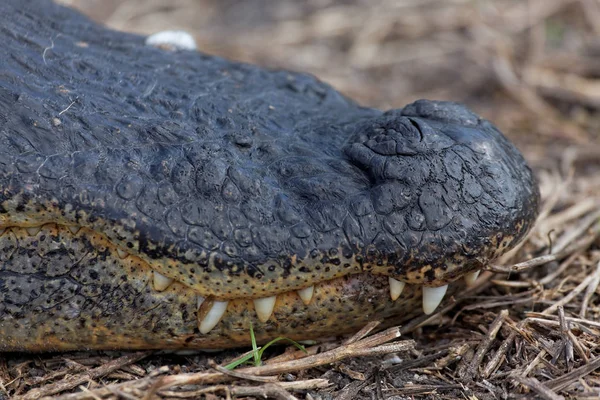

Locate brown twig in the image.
[546,356,600,392]
[459,310,508,381]
[580,259,600,318]
[15,352,151,400]
[513,375,565,400]
[53,329,412,400]
[542,274,595,315]
[158,379,330,399]
[492,227,600,273]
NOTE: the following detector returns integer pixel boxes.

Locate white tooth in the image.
[199,300,228,334]
[422,285,448,315]
[116,248,129,259]
[197,296,205,309]
[464,270,481,286]
[389,277,406,301]
[68,225,81,235]
[153,271,174,291]
[297,286,314,305]
[26,226,41,236]
[253,296,277,322]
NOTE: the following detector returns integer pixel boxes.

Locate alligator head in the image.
[0,0,539,351]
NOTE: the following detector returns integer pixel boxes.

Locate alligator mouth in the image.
[1,222,480,337]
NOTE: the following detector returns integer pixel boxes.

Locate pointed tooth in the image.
[26,226,41,236]
[464,270,481,286]
[153,271,174,291]
[389,277,406,301]
[68,225,81,235]
[197,296,205,309]
[297,286,314,305]
[116,248,129,259]
[199,301,228,334]
[253,296,277,322]
[422,285,448,315]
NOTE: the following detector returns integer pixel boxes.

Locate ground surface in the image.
[2,0,600,399]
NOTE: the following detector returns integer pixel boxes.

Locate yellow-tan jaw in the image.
[0,222,479,350]
[141,247,479,335]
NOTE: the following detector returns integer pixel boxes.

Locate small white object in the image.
[145,30,197,51]
[297,286,315,305]
[422,285,448,315]
[153,271,174,291]
[26,226,41,236]
[197,296,205,309]
[116,248,129,259]
[199,300,228,334]
[253,296,277,322]
[464,270,481,286]
[389,277,406,301]
[67,225,81,235]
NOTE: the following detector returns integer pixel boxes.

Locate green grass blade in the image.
[223,352,257,370]
[258,337,307,359]
[223,323,308,370]
[250,322,261,366]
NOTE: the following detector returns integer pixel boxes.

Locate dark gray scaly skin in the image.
[0,0,539,351]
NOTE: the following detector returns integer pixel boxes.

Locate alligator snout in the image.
[342,100,539,287]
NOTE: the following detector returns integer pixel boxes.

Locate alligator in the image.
[0,0,539,351]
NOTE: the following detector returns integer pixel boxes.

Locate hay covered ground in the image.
[2,0,600,398]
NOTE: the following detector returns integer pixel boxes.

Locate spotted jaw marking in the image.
[0,222,478,351]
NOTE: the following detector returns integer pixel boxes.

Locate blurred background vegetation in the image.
[58,0,600,151]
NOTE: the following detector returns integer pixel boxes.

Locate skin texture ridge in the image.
[0,0,540,350]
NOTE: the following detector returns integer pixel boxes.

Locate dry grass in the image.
[2,0,600,398]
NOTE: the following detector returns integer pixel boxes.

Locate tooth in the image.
[153,271,174,291]
[422,285,448,315]
[197,296,205,309]
[116,248,129,259]
[199,300,228,334]
[68,225,81,235]
[389,277,406,301]
[464,270,480,286]
[253,296,277,322]
[26,226,41,236]
[297,286,314,305]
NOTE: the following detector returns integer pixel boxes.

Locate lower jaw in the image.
[0,272,458,351]
[0,224,463,351]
